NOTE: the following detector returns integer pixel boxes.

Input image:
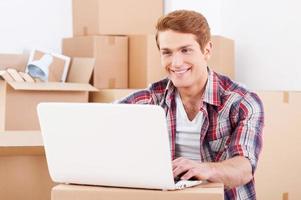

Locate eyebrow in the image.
[160,45,193,51]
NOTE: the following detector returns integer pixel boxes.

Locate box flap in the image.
[67,57,95,83]
[7,68,25,82]
[19,71,35,82]
[0,70,14,81]
[6,81,98,92]
[0,54,28,72]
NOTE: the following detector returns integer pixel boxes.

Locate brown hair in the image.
[156,10,211,52]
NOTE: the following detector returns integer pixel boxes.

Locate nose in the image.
[171,52,184,68]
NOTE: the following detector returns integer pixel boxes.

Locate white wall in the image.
[0,0,72,54]
[221,0,301,90]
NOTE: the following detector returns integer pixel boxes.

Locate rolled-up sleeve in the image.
[228,92,264,174]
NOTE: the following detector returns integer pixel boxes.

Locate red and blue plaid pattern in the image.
[118,68,264,200]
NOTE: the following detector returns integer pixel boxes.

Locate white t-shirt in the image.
[175,92,204,161]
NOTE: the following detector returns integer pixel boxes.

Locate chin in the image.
[170,79,191,88]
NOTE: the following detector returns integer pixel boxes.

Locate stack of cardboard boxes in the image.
[63,0,165,96]
[63,0,167,101]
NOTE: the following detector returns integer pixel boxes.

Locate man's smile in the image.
[170,68,192,75]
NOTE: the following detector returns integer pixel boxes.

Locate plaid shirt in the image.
[118,69,264,200]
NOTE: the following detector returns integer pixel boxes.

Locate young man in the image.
[118,10,264,200]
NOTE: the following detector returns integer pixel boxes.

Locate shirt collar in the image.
[202,68,221,106]
[161,79,175,108]
[163,67,221,107]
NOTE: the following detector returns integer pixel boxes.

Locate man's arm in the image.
[173,156,252,189]
[173,92,264,189]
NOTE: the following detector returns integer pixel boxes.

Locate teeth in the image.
[173,69,189,74]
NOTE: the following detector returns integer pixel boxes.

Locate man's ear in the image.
[204,41,212,61]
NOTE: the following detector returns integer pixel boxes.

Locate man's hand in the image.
[172,157,214,181]
[172,156,253,189]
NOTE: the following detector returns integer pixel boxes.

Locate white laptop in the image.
[37,103,202,190]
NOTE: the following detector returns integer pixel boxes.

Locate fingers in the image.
[172,157,186,170]
[181,168,198,180]
[173,163,189,178]
[172,157,194,178]
[172,157,212,181]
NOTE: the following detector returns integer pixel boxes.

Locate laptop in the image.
[37,103,202,190]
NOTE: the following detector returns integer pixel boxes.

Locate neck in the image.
[177,74,208,104]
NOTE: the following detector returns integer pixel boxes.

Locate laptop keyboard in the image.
[174,179,203,190]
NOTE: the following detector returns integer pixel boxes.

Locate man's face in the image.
[157,30,211,89]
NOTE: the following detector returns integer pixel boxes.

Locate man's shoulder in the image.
[214,71,262,107]
[149,78,169,94]
[215,72,248,96]
[117,78,169,104]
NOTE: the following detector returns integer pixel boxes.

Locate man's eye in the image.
[181,48,191,54]
[162,51,171,56]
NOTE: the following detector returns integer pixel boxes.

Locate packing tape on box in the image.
[83,26,88,36]
[283,91,289,103]
[108,78,116,88]
[108,37,115,45]
[282,192,289,200]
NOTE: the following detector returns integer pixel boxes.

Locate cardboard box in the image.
[129,35,166,88]
[0,131,43,156]
[209,36,235,79]
[72,0,163,36]
[0,131,54,200]
[0,155,54,200]
[90,89,137,103]
[51,183,224,200]
[255,91,301,200]
[0,55,98,131]
[62,36,128,89]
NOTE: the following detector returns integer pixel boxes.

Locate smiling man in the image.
[118,10,264,200]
